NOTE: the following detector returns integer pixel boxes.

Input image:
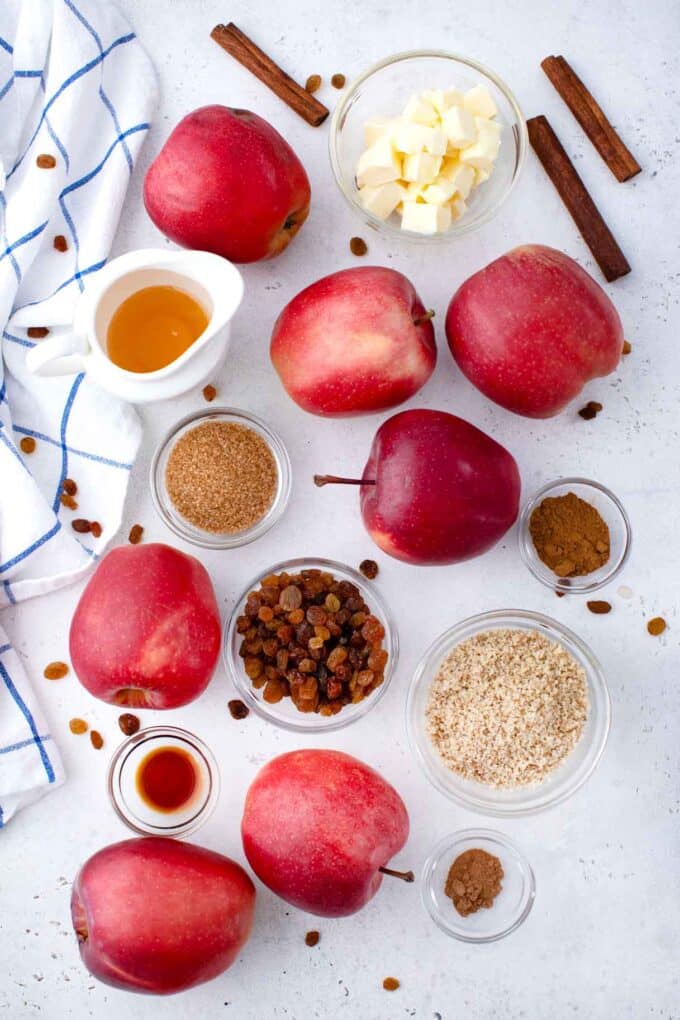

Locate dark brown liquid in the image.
[136,746,197,813]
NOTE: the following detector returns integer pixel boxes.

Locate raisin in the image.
[587,600,611,615]
[263,679,285,703]
[60,493,78,510]
[63,478,77,496]
[279,584,302,611]
[244,657,263,679]
[128,524,144,544]
[327,646,348,671]
[305,74,321,93]
[69,718,88,734]
[27,327,49,339]
[383,977,400,991]
[72,519,91,534]
[36,153,56,168]
[228,699,250,719]
[202,384,217,402]
[359,559,379,579]
[331,73,346,88]
[306,605,327,626]
[20,436,36,454]
[118,713,140,735]
[350,237,368,256]
[53,234,68,252]
[647,617,666,636]
[44,661,69,680]
[288,608,305,625]
[90,521,102,538]
[90,730,104,750]
[258,606,274,623]
[305,930,320,946]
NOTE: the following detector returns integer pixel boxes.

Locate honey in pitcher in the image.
[135,745,198,813]
[107,285,209,373]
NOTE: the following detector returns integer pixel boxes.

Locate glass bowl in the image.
[107,726,220,837]
[329,50,527,242]
[406,610,610,816]
[224,557,398,733]
[150,407,292,550]
[519,478,632,595]
[422,829,535,943]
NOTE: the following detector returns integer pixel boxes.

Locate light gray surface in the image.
[2,1,679,1017]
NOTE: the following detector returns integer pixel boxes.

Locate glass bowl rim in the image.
[328,48,528,243]
[149,405,292,550]
[406,608,611,816]
[107,725,221,837]
[223,556,399,733]
[421,827,536,943]
[518,476,632,594]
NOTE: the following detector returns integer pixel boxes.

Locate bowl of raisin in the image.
[224,558,398,732]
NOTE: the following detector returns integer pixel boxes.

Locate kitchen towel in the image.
[0,0,157,825]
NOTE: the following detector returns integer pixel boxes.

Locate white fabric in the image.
[0,0,157,825]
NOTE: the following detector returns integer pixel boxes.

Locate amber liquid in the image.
[136,746,198,813]
[106,285,209,373]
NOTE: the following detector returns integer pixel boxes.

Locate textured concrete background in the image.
[2,0,679,1017]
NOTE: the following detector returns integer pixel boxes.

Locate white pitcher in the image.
[25,248,244,404]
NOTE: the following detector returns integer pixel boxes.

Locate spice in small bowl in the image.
[519,478,631,595]
[150,408,291,549]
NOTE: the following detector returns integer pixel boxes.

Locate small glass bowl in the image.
[519,478,632,595]
[150,407,292,549]
[422,829,535,943]
[406,610,611,816]
[107,726,220,837]
[329,50,527,242]
[223,557,398,733]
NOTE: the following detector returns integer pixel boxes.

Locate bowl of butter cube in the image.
[329,50,527,240]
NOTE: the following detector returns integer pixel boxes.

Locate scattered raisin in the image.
[72,519,91,533]
[383,977,400,991]
[587,600,612,614]
[350,236,368,256]
[305,74,322,93]
[331,73,346,89]
[90,521,102,538]
[69,718,88,734]
[27,327,49,339]
[578,401,603,421]
[622,340,632,355]
[20,436,36,454]
[202,384,217,402]
[359,559,379,579]
[228,699,250,720]
[118,713,140,735]
[36,154,56,168]
[53,235,68,252]
[44,661,69,680]
[647,616,666,636]
[305,930,320,947]
[90,730,104,750]
[128,524,144,544]
[63,478,77,496]
[60,493,78,510]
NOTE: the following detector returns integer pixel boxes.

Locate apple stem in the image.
[412,309,435,326]
[313,475,376,488]
[379,865,415,884]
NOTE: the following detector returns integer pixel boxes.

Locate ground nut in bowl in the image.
[224,558,398,733]
[329,50,526,242]
[407,610,610,816]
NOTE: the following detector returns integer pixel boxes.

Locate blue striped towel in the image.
[0,0,157,825]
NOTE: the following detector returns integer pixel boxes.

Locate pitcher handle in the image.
[25,332,89,377]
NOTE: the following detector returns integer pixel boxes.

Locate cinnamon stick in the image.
[541,56,640,182]
[527,115,630,282]
[211,23,329,127]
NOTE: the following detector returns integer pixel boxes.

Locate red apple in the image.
[241,749,411,917]
[144,105,311,263]
[445,244,624,418]
[71,837,255,995]
[69,543,221,709]
[315,409,520,565]
[270,266,436,416]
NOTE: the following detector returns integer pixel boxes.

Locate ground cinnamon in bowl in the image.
[529,492,610,577]
[165,420,278,534]
[445,848,504,917]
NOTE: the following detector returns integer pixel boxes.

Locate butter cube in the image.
[421,178,457,205]
[423,88,465,115]
[402,151,442,185]
[393,122,446,156]
[356,136,402,188]
[441,106,476,148]
[460,118,502,168]
[401,201,452,234]
[462,84,497,119]
[359,181,405,220]
[439,159,476,199]
[363,117,393,147]
[404,182,426,201]
[402,94,439,126]
[450,196,467,221]
[474,166,491,185]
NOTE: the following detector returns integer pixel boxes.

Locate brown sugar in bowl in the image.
[150,408,291,549]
